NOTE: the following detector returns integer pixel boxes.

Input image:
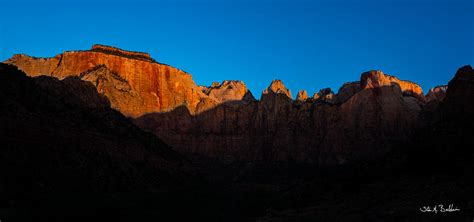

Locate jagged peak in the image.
[215,80,246,88]
[360,70,424,99]
[201,79,255,103]
[311,87,335,103]
[263,79,292,99]
[360,70,389,88]
[203,80,249,90]
[296,90,308,102]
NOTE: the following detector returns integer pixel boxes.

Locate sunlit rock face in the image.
[0,63,196,193]
[5,45,205,117]
[5,45,442,165]
[296,90,308,102]
[361,70,424,100]
[200,80,255,104]
[4,54,62,77]
[193,80,255,113]
[135,73,425,164]
[263,79,292,99]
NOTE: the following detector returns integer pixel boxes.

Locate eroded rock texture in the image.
[135,74,424,164]
[5,46,204,117]
[5,45,454,165]
[0,63,196,194]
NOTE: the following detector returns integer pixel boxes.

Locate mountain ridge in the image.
[4,44,432,102]
[3,44,468,164]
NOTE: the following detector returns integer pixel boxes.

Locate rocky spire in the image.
[296,90,308,102]
[262,79,292,99]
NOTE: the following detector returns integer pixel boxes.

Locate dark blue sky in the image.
[1,0,472,97]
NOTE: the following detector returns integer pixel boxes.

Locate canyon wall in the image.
[5,45,445,164]
[135,70,425,164]
[5,46,204,117]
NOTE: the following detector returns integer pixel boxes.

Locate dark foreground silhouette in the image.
[1,63,473,221]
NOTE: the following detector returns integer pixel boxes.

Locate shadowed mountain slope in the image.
[255,65,474,222]
[0,63,202,221]
[5,45,431,164]
[2,44,474,221]
[135,71,424,164]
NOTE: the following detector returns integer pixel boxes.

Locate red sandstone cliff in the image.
[4,45,443,164]
[5,45,205,117]
[0,63,196,193]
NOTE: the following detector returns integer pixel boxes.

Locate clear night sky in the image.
[1,0,472,97]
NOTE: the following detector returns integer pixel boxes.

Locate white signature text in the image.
[420,204,460,214]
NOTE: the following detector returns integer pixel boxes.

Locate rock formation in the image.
[200,80,255,104]
[0,63,196,194]
[135,70,425,164]
[91,44,155,62]
[296,90,308,102]
[313,88,336,103]
[4,45,463,165]
[361,70,424,100]
[3,44,474,222]
[5,45,205,117]
[426,85,448,102]
[440,65,474,119]
[336,81,360,103]
[262,80,292,99]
